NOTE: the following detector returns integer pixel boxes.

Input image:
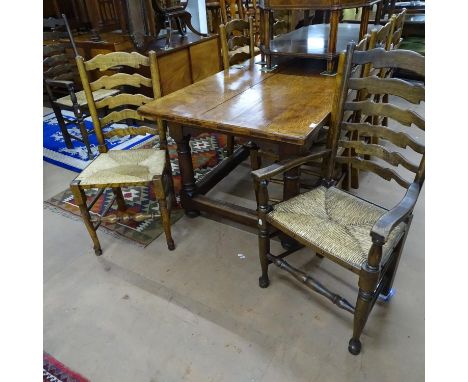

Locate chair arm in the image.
[251,149,331,181]
[371,182,421,243]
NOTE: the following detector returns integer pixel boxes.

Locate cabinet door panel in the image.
[158,49,192,95]
[190,38,222,83]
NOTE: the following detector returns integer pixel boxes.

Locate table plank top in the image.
[270,24,381,58]
[138,57,337,146]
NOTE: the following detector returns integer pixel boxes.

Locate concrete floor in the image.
[44,103,424,381]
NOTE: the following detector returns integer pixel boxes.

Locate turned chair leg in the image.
[349,288,373,355]
[258,220,270,288]
[70,181,102,256]
[54,106,74,149]
[154,177,175,251]
[112,187,127,212]
[164,155,177,207]
[250,145,262,171]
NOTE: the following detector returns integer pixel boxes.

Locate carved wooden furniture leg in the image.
[153,176,175,250]
[350,242,381,355]
[374,1,383,25]
[327,10,340,74]
[359,6,371,41]
[180,11,208,37]
[257,180,271,288]
[175,16,186,36]
[259,8,265,63]
[279,144,301,249]
[169,123,199,217]
[69,88,93,160]
[112,187,127,212]
[70,180,102,256]
[250,145,262,171]
[264,10,272,69]
[157,120,176,206]
[226,135,235,155]
[53,106,74,149]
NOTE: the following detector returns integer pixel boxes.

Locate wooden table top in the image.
[269,23,381,58]
[138,57,337,146]
[259,0,380,10]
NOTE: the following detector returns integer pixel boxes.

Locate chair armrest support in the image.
[371,182,421,244]
[251,149,331,181]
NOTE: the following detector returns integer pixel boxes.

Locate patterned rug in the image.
[43,111,157,172]
[43,352,90,382]
[44,132,228,246]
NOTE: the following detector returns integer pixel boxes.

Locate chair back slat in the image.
[339,140,419,173]
[220,17,255,68]
[44,63,77,79]
[372,20,393,49]
[76,50,163,153]
[225,19,250,35]
[43,53,69,67]
[53,72,77,81]
[89,73,153,91]
[84,51,150,71]
[352,48,424,76]
[341,122,424,154]
[95,93,153,109]
[104,125,159,139]
[43,44,67,57]
[43,31,69,41]
[43,39,79,87]
[100,108,145,127]
[348,76,424,104]
[391,9,406,49]
[328,43,425,190]
[335,156,411,189]
[344,100,425,130]
[43,17,66,30]
[228,35,251,50]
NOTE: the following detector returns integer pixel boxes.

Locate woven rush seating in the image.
[76,150,166,187]
[267,186,405,271]
[55,88,119,108]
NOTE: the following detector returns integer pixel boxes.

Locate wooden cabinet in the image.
[62,32,221,94]
[145,33,222,95]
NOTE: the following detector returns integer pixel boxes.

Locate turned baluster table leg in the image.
[359,6,371,40]
[168,122,200,217]
[278,144,301,249]
[327,9,340,73]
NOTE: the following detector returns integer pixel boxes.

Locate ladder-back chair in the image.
[219,17,257,69]
[71,51,176,254]
[43,19,118,159]
[219,17,258,156]
[252,44,424,355]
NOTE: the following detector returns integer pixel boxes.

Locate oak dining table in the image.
[138,56,336,228]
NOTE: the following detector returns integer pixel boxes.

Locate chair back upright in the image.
[326,44,425,191]
[76,51,165,153]
[219,17,255,69]
[390,8,407,49]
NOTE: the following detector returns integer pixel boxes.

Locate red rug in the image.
[43,352,90,382]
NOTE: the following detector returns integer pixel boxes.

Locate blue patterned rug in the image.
[43,111,157,172]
